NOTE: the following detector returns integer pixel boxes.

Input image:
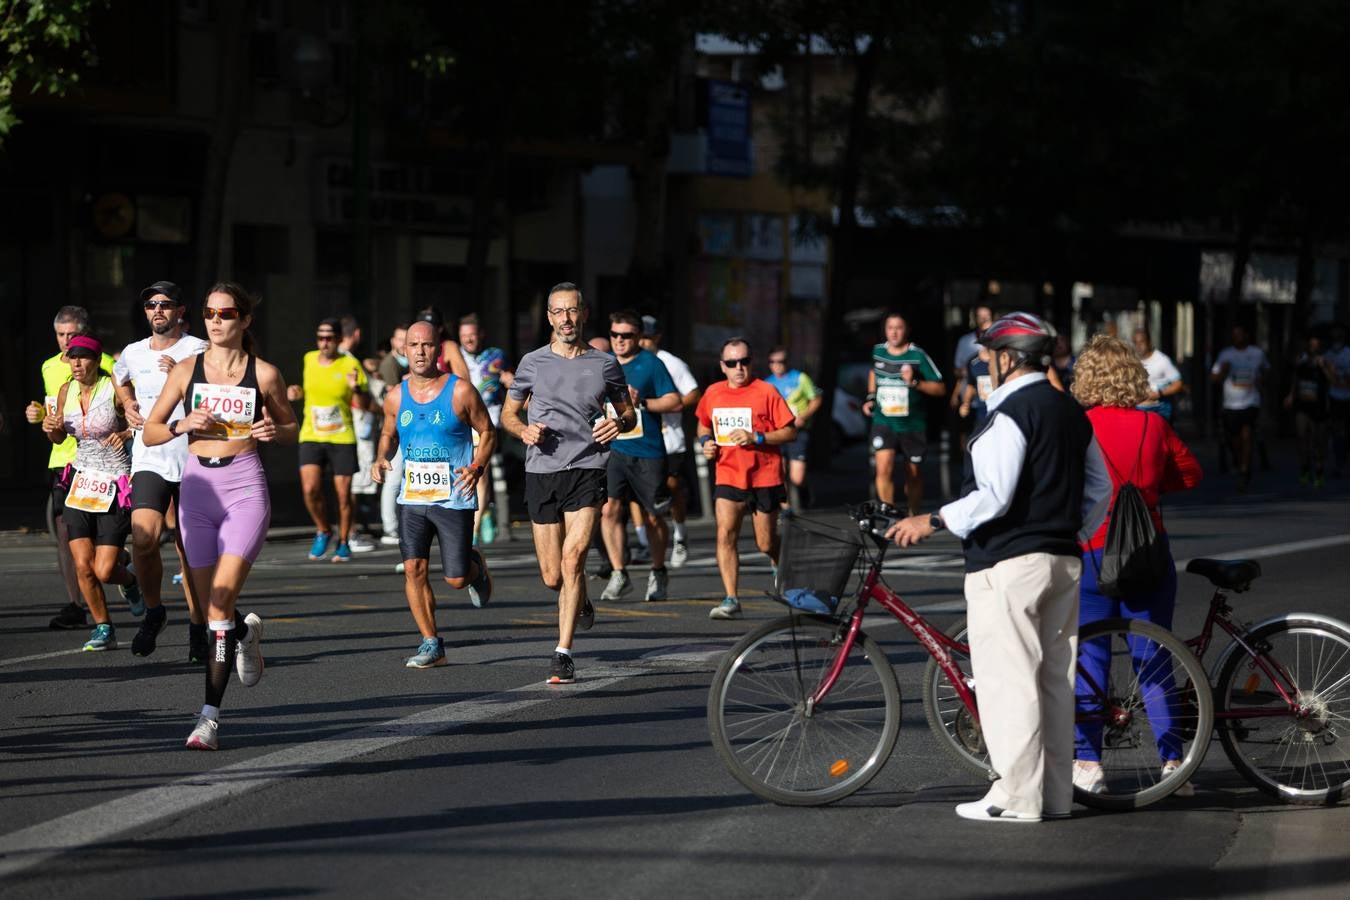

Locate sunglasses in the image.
[609,330,639,339]
[202,307,242,321]
[316,333,337,342]
[721,357,751,368]
[143,300,177,310]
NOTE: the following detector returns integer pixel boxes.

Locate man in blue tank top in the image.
[372,321,497,668]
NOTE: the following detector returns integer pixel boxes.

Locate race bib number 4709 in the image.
[192,383,256,439]
[402,460,452,504]
[712,407,753,446]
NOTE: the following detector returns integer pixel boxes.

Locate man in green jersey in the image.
[862,312,945,515]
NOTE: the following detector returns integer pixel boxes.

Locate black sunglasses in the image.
[143,300,177,310]
[202,307,242,321]
[609,330,639,339]
[721,357,751,368]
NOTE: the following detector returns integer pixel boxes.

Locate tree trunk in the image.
[808,36,880,470]
[194,0,251,299]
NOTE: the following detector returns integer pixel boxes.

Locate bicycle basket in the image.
[774,512,864,614]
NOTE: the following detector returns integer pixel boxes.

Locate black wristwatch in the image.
[929,513,944,532]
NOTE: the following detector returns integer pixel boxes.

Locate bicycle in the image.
[706,502,1213,808]
[928,558,1350,807]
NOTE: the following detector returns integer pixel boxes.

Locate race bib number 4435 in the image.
[712,408,753,446]
[66,468,118,513]
[403,460,452,503]
[192,383,256,439]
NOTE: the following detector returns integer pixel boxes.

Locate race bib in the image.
[192,383,257,439]
[44,395,58,417]
[403,460,453,504]
[1297,379,1320,402]
[311,404,345,434]
[712,407,754,446]
[877,384,909,417]
[605,401,644,440]
[976,375,992,402]
[66,468,117,514]
[1230,367,1255,390]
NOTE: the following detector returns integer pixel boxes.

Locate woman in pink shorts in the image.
[144,282,298,750]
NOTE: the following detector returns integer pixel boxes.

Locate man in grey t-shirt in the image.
[502,282,635,685]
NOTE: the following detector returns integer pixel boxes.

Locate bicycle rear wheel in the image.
[921,617,993,778]
[1074,618,1214,811]
[1215,616,1350,805]
[707,615,901,806]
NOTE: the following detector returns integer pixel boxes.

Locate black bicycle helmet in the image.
[979,311,1056,365]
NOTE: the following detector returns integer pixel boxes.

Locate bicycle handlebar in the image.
[849,500,904,542]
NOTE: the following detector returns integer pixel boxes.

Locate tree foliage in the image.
[0,0,105,143]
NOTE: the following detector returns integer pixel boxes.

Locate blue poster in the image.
[707,80,751,178]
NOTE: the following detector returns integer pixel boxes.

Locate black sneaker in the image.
[576,598,595,632]
[49,602,87,630]
[132,606,168,657]
[546,651,575,685]
[188,625,209,664]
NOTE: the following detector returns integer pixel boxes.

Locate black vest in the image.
[959,378,1094,573]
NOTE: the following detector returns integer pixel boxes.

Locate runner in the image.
[458,313,513,543]
[1210,324,1269,493]
[764,346,823,510]
[26,306,115,630]
[377,324,410,546]
[114,280,208,658]
[501,282,635,684]
[957,340,993,428]
[1133,329,1185,424]
[339,315,377,553]
[287,317,372,561]
[598,309,680,602]
[1285,333,1334,486]
[372,321,495,668]
[639,316,700,568]
[950,304,994,452]
[41,335,140,651]
[862,312,945,515]
[143,282,298,750]
[696,337,796,620]
[413,306,472,382]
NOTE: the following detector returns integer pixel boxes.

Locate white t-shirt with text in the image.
[114,334,209,480]
[1211,345,1269,410]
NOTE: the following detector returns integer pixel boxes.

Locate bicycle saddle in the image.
[1185,558,1261,591]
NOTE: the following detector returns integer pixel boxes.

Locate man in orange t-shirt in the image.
[696,337,796,620]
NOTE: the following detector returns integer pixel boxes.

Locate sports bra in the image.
[188,353,265,442]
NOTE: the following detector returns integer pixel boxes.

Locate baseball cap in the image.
[140,280,184,304]
[66,335,103,359]
[416,307,444,329]
[641,315,661,336]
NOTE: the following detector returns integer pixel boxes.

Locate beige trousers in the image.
[964,552,1082,817]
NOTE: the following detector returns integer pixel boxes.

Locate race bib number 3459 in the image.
[192,383,256,439]
[66,468,118,513]
[712,408,753,446]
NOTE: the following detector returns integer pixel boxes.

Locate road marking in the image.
[0,665,637,879]
[1177,533,1350,566]
[0,647,84,667]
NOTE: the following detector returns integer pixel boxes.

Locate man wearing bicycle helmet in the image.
[887,311,1111,823]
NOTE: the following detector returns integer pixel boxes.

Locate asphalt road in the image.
[3,461,1350,899]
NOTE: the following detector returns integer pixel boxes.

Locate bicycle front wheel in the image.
[1074,618,1214,811]
[707,615,901,806]
[921,617,993,778]
[1216,617,1350,805]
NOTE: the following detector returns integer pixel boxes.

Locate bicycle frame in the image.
[1185,587,1306,719]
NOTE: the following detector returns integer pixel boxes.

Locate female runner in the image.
[144,282,298,749]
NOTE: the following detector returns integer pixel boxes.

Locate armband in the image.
[754,431,765,445]
[865,392,877,404]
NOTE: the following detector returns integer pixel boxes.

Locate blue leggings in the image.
[1075,542,1182,763]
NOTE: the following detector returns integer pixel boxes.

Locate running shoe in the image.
[235,613,264,686]
[49,602,87,630]
[1072,761,1105,794]
[1161,760,1196,797]
[630,543,651,565]
[394,561,406,574]
[576,597,595,632]
[954,801,1041,823]
[131,605,168,657]
[331,541,352,563]
[709,597,741,620]
[601,569,632,600]
[308,531,334,560]
[669,540,688,569]
[479,508,497,544]
[380,533,401,546]
[466,547,492,608]
[349,534,376,553]
[188,625,209,664]
[120,573,145,618]
[645,569,668,602]
[185,714,219,750]
[405,636,447,668]
[82,623,117,651]
[546,651,575,685]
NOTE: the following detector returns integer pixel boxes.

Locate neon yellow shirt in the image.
[299,350,367,444]
[41,351,115,469]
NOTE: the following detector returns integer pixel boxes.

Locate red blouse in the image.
[1082,406,1203,551]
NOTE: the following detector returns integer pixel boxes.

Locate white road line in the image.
[1176,533,1350,566]
[0,664,636,879]
[0,648,85,668]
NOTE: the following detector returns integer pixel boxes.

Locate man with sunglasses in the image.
[287,317,372,561]
[114,281,208,658]
[598,309,681,602]
[696,338,796,620]
[502,282,635,684]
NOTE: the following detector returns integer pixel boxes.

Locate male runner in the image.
[378,324,409,546]
[862,312,945,515]
[696,337,796,620]
[764,346,823,510]
[288,317,373,561]
[115,281,208,658]
[638,316,700,567]
[26,306,116,629]
[599,309,680,602]
[1133,329,1185,424]
[501,282,635,684]
[1210,324,1269,492]
[458,313,513,542]
[373,321,495,668]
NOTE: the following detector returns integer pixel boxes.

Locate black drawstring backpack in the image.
[1093,414,1170,597]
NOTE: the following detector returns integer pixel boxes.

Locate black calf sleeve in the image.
[205,627,238,708]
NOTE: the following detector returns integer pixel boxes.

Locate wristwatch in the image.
[929,513,944,532]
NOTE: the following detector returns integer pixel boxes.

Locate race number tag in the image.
[1230,367,1255,390]
[605,401,644,440]
[877,385,910,417]
[44,395,58,417]
[192,383,256,439]
[403,460,452,504]
[712,407,753,446]
[1297,379,1320,402]
[976,375,992,402]
[311,404,345,434]
[66,468,118,514]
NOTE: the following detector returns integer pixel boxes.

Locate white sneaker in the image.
[1072,761,1106,794]
[954,800,1041,823]
[669,540,688,569]
[349,534,376,553]
[235,613,264,687]
[601,569,632,601]
[645,569,668,601]
[380,534,400,547]
[1161,760,1196,797]
[185,714,219,750]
